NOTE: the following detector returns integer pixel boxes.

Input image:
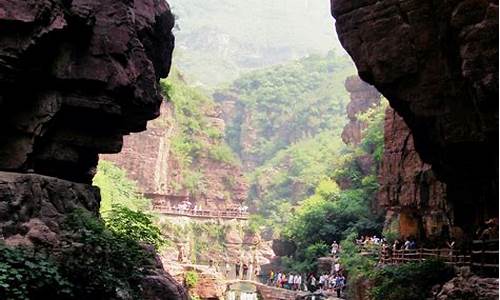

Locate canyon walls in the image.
[378,108,451,241]
[0,0,187,298]
[331,0,499,236]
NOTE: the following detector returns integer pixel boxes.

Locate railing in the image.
[374,240,498,276]
[152,205,249,219]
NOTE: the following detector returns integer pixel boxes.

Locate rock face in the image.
[331,0,499,234]
[0,0,187,298]
[102,102,176,196]
[0,171,100,247]
[342,76,381,145]
[378,108,450,241]
[433,268,499,300]
[102,101,248,211]
[0,0,175,184]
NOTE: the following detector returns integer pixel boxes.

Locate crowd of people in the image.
[264,241,347,297]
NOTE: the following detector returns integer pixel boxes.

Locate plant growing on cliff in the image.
[369,260,454,300]
[103,205,168,249]
[93,160,150,213]
[184,270,199,289]
[0,245,72,300]
[60,209,157,299]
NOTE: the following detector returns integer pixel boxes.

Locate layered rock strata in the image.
[0,0,186,297]
[378,108,451,241]
[331,0,499,234]
[0,0,175,183]
[342,76,381,145]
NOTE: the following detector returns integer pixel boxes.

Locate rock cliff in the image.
[378,108,451,241]
[101,100,248,211]
[331,0,499,234]
[342,76,381,145]
[0,0,186,298]
[0,0,174,183]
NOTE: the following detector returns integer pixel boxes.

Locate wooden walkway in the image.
[153,206,249,220]
[374,239,498,276]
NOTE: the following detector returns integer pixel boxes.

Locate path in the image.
[226,279,343,300]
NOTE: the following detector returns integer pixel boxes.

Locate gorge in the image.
[0,0,498,299]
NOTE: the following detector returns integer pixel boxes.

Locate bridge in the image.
[153,206,249,220]
[226,280,309,300]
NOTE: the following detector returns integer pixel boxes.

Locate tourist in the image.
[225,260,230,278]
[287,273,294,289]
[242,263,249,279]
[334,261,341,274]
[409,239,417,249]
[331,241,339,256]
[275,272,281,287]
[404,238,411,250]
[335,274,345,298]
[235,261,241,279]
[446,239,455,258]
[307,273,317,292]
[318,273,325,291]
[268,269,275,285]
[281,273,287,288]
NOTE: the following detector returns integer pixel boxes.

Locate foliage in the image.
[357,101,388,163]
[0,209,157,299]
[59,209,156,299]
[0,245,72,300]
[283,242,330,273]
[208,143,239,165]
[93,160,150,213]
[103,205,168,249]
[184,271,199,289]
[161,70,241,195]
[370,260,455,300]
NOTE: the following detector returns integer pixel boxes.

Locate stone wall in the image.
[331,0,499,235]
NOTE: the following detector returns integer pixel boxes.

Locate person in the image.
[275,272,282,287]
[331,241,339,256]
[242,263,249,279]
[225,260,230,278]
[334,261,341,274]
[409,239,416,249]
[308,274,317,292]
[287,273,294,290]
[268,269,275,285]
[404,238,411,250]
[446,239,456,258]
[281,273,287,289]
[318,273,325,291]
[335,274,345,297]
[235,261,241,279]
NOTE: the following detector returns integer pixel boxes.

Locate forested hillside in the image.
[215,51,356,217]
[169,0,343,86]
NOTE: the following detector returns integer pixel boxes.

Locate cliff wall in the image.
[331,0,499,235]
[378,108,451,241]
[342,76,381,146]
[0,0,186,298]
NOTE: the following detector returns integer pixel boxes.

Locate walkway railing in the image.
[152,205,249,220]
[373,239,498,276]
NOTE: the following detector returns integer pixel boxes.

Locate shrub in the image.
[185,271,199,289]
[0,245,72,300]
[103,205,168,249]
[369,260,455,300]
[59,209,157,299]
